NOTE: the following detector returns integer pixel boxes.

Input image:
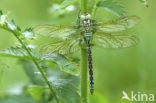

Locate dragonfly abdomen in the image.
[87,40,94,95]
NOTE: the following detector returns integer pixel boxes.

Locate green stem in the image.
[81,47,88,103]
[4,29,60,103]
[81,0,87,13]
[91,0,99,19]
[91,7,97,19]
[80,0,88,103]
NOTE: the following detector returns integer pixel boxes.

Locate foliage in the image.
[60,0,79,9]
[96,0,126,17]
[138,0,148,7]
[0,0,149,102]
[47,69,80,103]
[27,69,80,103]
[0,47,79,75]
[0,95,35,103]
[23,59,80,103]
[0,11,80,103]
[56,0,148,18]
[28,86,48,102]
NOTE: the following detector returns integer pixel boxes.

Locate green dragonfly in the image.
[34,13,140,95]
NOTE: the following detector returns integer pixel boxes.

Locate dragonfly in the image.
[34,13,140,95]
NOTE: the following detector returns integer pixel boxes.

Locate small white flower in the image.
[0,15,7,25]
[6,20,17,30]
[27,44,36,49]
[23,31,34,39]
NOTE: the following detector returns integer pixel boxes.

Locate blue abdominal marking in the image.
[86,34,94,95]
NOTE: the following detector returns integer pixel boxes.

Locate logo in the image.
[122,91,155,102]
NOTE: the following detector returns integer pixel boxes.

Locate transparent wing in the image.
[93,32,138,48]
[94,16,140,32]
[34,24,78,39]
[40,34,81,54]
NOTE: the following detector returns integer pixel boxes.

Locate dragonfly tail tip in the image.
[90,89,94,95]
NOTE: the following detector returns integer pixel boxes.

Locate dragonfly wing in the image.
[93,32,138,48]
[34,24,78,39]
[40,35,81,54]
[95,16,140,32]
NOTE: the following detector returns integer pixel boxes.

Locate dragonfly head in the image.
[80,13,91,20]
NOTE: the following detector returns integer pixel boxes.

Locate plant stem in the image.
[8,30,60,103]
[81,0,87,13]
[91,0,99,19]
[81,47,88,103]
[80,0,88,103]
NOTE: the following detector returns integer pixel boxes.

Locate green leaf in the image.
[47,69,80,103]
[28,69,80,103]
[138,0,148,7]
[0,10,3,15]
[0,95,35,103]
[97,0,126,17]
[42,53,79,75]
[60,0,78,9]
[28,86,48,102]
[0,46,39,59]
[0,47,79,75]
[21,60,45,85]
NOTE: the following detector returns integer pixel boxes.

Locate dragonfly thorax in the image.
[80,13,93,34]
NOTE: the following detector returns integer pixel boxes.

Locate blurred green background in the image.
[0,0,156,103]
